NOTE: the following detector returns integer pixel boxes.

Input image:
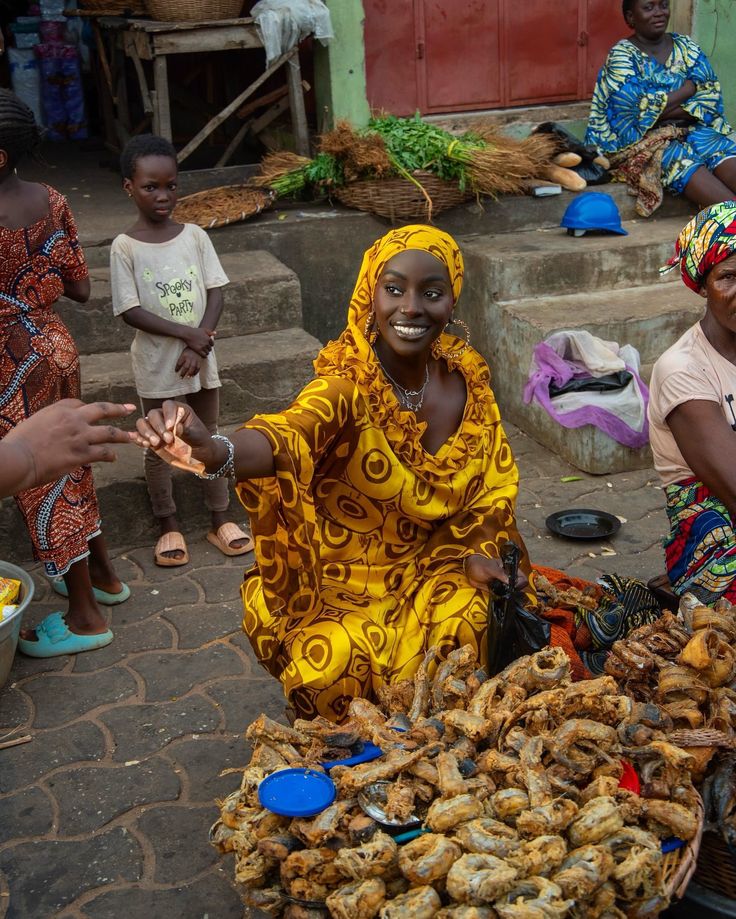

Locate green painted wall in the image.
[691,0,736,128]
[314,0,370,130]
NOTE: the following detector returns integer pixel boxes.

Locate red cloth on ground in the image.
[532,564,604,680]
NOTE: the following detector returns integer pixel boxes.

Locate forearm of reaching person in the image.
[0,400,135,498]
[207,427,276,479]
[667,399,736,519]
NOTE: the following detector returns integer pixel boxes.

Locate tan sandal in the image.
[206,522,254,557]
[154,531,189,567]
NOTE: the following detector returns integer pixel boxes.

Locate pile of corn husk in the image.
[211,622,720,918]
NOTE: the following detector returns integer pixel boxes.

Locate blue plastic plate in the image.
[258,768,336,818]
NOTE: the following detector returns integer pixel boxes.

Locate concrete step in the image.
[79,327,321,426]
[62,250,303,356]
[471,281,703,475]
[462,216,688,301]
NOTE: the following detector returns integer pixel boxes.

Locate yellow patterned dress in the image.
[236,226,531,721]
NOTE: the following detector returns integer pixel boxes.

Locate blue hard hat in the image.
[560,191,628,236]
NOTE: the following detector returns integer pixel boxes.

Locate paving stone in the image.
[0,721,106,791]
[49,758,181,835]
[163,735,248,803]
[22,667,138,730]
[189,562,247,604]
[161,600,241,650]
[0,787,54,845]
[0,827,142,917]
[135,803,219,884]
[99,695,221,762]
[80,869,242,918]
[206,675,286,735]
[0,686,32,731]
[72,618,175,674]
[5,650,69,681]
[128,644,245,702]
[108,577,200,626]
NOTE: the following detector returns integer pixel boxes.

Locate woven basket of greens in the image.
[251,115,557,221]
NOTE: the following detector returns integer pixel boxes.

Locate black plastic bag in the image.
[572,161,611,186]
[549,370,632,398]
[534,121,611,185]
[486,542,551,676]
[533,121,598,160]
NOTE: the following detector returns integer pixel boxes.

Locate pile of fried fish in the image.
[211,592,736,918]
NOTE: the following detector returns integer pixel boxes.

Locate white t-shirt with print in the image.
[110,223,229,398]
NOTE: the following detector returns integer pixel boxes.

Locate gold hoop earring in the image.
[451,317,471,350]
[433,315,471,359]
[364,309,377,344]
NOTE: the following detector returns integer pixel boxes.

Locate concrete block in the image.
[63,251,303,355]
[464,281,702,475]
[461,216,688,301]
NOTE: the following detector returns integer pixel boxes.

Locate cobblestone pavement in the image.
[0,424,679,918]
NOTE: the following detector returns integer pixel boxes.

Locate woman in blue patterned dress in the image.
[586,0,736,215]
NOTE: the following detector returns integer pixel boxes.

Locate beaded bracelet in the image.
[196,434,235,480]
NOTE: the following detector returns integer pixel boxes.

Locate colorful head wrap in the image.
[347,224,464,330]
[660,200,736,292]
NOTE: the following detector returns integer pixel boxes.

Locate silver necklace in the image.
[375,353,430,412]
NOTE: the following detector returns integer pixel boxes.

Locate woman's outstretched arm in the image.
[132,399,275,479]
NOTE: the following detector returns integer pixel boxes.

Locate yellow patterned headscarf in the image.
[347,224,464,329]
[315,224,465,378]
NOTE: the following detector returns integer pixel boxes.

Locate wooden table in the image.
[72,13,310,165]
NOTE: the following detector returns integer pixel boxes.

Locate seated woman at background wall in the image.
[586,0,736,216]
[649,201,736,602]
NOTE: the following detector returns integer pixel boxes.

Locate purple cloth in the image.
[524,341,650,449]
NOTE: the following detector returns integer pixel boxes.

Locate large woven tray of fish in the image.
[211,591,736,918]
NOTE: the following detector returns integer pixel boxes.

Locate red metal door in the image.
[505,0,580,105]
[363,0,418,116]
[363,0,627,115]
[585,0,629,93]
[422,0,501,113]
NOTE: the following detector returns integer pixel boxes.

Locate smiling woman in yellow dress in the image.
[133,225,532,721]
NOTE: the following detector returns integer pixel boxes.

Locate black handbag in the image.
[486,541,551,677]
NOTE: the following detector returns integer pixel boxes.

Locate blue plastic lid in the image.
[258,768,336,818]
[322,742,383,771]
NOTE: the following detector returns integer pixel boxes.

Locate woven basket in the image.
[172,185,273,230]
[145,0,242,21]
[691,830,736,900]
[333,171,473,222]
[662,792,705,901]
[80,0,147,13]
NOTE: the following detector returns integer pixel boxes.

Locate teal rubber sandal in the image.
[51,580,130,605]
[18,612,113,658]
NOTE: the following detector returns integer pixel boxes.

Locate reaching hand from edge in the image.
[1,399,136,497]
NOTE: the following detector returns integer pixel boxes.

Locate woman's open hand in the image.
[131,400,224,472]
[464,553,529,592]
